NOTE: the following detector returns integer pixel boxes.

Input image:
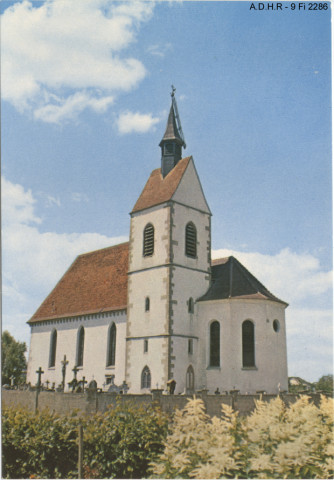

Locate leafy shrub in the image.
[2,402,168,479]
[2,407,79,479]
[150,395,334,479]
[82,402,168,478]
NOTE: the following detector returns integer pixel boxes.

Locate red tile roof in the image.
[28,242,129,324]
[131,156,191,213]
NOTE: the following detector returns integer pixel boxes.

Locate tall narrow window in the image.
[188,339,193,355]
[210,321,220,367]
[242,320,255,367]
[186,365,195,393]
[185,222,197,258]
[143,223,154,257]
[49,329,57,368]
[144,339,148,353]
[76,326,85,367]
[145,297,150,312]
[141,366,151,389]
[106,323,116,367]
[188,297,194,313]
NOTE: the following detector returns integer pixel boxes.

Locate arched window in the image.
[273,319,280,332]
[188,297,194,313]
[210,321,220,367]
[185,222,197,258]
[49,329,57,368]
[145,297,150,312]
[76,326,85,367]
[186,365,195,393]
[242,320,255,367]
[141,366,151,389]
[106,323,116,367]
[143,224,154,257]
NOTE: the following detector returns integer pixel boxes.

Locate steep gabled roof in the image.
[198,256,287,306]
[28,242,129,324]
[131,156,192,213]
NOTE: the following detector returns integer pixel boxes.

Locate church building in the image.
[26,93,288,395]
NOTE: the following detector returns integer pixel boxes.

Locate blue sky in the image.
[1,0,332,382]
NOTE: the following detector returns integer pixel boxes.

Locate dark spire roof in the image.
[198,256,288,306]
[159,103,185,147]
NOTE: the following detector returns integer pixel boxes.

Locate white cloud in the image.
[147,43,172,57]
[117,110,161,134]
[1,0,154,123]
[2,176,42,226]
[46,195,61,207]
[71,192,89,203]
[34,92,115,124]
[286,308,333,381]
[2,176,128,345]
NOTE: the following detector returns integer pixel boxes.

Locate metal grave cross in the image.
[72,365,79,381]
[36,367,44,389]
[61,355,69,389]
[81,376,88,392]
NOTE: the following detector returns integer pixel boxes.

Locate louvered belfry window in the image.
[143,223,154,257]
[185,222,197,258]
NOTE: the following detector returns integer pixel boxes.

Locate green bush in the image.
[2,402,168,479]
[82,402,168,478]
[150,395,334,479]
[2,407,79,479]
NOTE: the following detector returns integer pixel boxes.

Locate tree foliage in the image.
[150,395,334,479]
[2,401,168,479]
[315,374,333,394]
[1,331,27,385]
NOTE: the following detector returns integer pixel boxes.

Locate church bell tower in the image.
[160,86,186,178]
[126,89,211,394]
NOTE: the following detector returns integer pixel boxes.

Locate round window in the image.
[273,320,280,332]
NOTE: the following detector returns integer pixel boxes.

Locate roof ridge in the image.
[211,257,230,266]
[78,241,129,258]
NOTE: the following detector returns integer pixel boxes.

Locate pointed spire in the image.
[159,87,186,178]
[159,103,184,146]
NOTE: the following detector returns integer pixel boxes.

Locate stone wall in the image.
[2,389,323,418]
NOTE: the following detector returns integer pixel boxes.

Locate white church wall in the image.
[197,298,288,394]
[170,267,208,338]
[170,335,199,393]
[129,204,170,273]
[27,311,127,390]
[171,202,211,273]
[172,158,210,214]
[125,336,169,392]
[127,269,169,337]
